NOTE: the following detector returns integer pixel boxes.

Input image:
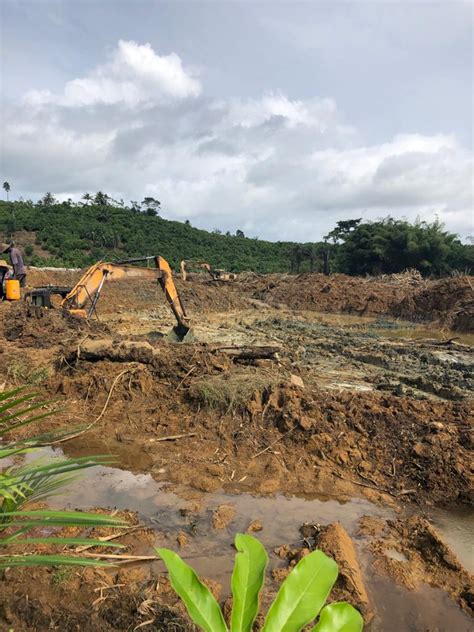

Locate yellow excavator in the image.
[27,256,193,342]
[180,259,236,282]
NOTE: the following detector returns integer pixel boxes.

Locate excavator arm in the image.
[58,256,191,341]
[180,259,213,282]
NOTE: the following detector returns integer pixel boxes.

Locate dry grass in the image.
[188,369,280,413]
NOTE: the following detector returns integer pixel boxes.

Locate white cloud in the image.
[3,40,473,241]
[24,40,201,107]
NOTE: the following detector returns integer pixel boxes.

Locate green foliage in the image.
[231,534,267,632]
[331,217,473,276]
[0,388,127,568]
[261,550,338,632]
[311,603,363,632]
[157,533,363,632]
[0,199,470,276]
[0,199,296,273]
[157,548,228,632]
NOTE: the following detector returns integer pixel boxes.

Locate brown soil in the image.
[245,271,474,332]
[1,514,197,632]
[1,267,473,630]
[363,515,474,614]
[392,276,474,332]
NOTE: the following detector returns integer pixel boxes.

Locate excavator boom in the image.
[29,256,192,342]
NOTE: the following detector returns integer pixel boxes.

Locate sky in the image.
[0,0,473,242]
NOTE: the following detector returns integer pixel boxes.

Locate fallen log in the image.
[62,338,158,365]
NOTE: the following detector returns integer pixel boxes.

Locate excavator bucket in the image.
[166,324,195,343]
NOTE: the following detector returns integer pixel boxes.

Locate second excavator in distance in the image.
[26,255,193,342]
[180,260,237,283]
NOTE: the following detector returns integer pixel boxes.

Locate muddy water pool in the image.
[35,445,473,631]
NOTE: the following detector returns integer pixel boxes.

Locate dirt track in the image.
[0,269,473,631]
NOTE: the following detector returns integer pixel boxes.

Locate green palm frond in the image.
[0,387,129,568]
[0,554,114,568]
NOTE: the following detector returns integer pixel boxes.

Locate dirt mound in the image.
[248,273,413,316]
[251,383,473,505]
[27,266,80,288]
[45,345,473,506]
[244,272,474,331]
[0,302,108,347]
[391,276,474,331]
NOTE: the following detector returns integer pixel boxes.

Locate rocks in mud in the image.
[212,504,236,529]
[247,519,263,532]
[412,442,431,458]
[289,374,305,389]
[176,531,188,548]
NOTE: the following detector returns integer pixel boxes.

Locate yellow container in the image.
[5,279,21,301]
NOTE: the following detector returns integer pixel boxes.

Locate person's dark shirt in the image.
[9,247,26,275]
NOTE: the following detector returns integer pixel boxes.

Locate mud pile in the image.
[44,337,472,506]
[0,302,108,348]
[363,515,474,614]
[27,266,80,287]
[391,276,474,332]
[247,273,409,316]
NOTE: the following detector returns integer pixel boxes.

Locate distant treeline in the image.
[0,196,472,276]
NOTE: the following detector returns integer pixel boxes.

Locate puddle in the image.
[375,326,474,346]
[20,447,473,630]
[365,576,473,632]
[429,505,474,574]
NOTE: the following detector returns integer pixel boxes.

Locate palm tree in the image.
[41,192,56,206]
[94,191,108,206]
[82,192,92,206]
[3,182,10,202]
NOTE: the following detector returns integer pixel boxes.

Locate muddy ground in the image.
[0,269,472,631]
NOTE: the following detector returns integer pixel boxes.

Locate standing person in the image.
[2,243,27,287]
[0,259,13,300]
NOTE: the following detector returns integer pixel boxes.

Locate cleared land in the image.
[0,269,472,631]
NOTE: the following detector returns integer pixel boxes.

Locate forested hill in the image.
[0,200,296,272]
[0,199,472,276]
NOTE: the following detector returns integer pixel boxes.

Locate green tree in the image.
[334,217,468,276]
[142,197,161,215]
[82,192,93,205]
[41,192,56,206]
[2,181,11,202]
[94,191,109,206]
